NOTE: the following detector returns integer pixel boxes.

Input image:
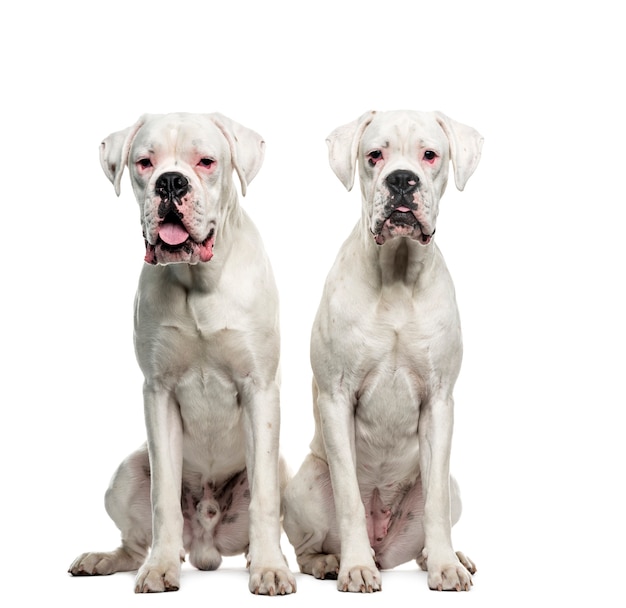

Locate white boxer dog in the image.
[282,110,483,592]
[69,113,296,596]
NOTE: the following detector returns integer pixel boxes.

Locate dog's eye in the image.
[367,150,383,167]
[423,150,438,163]
[137,158,153,169]
[198,158,215,168]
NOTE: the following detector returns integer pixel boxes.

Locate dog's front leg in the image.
[318,391,382,593]
[242,382,296,596]
[135,386,185,593]
[418,394,472,591]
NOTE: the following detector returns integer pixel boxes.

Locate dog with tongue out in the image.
[71,113,296,596]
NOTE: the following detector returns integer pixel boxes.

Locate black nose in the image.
[386,170,420,194]
[155,172,189,201]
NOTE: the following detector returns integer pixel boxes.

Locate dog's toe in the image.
[427,562,473,591]
[134,556,182,593]
[337,563,382,593]
[249,565,297,595]
[69,549,141,576]
[455,550,477,574]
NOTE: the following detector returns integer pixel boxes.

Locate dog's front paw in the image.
[248,564,297,595]
[426,552,474,592]
[337,563,381,593]
[134,554,182,593]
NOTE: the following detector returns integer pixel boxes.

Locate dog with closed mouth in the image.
[282,110,483,592]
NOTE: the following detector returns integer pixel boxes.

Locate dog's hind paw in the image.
[455,550,477,574]
[69,547,143,576]
[297,552,340,580]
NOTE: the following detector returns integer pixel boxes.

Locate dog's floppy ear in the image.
[210,113,265,197]
[99,116,146,197]
[326,111,377,191]
[435,112,483,191]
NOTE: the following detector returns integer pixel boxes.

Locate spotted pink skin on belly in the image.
[365,490,393,544]
[182,470,251,559]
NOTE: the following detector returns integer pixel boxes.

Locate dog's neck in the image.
[363,228,437,289]
[164,262,218,293]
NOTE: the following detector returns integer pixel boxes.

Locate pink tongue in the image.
[159,222,189,246]
[396,206,411,212]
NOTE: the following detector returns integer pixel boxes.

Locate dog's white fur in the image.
[69,113,296,595]
[282,110,483,592]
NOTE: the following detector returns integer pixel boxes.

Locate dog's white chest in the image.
[137,314,254,480]
[351,286,457,483]
[353,331,424,484]
[175,361,247,479]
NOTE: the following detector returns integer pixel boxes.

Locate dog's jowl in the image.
[68,113,296,595]
[282,110,483,592]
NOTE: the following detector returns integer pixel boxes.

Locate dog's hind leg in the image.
[69,445,152,576]
[282,454,341,579]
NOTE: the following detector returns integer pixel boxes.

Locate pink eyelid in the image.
[136,158,152,169]
[367,150,384,165]
[197,158,216,168]
[423,150,438,163]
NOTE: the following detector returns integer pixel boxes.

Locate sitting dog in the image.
[69,112,296,596]
[283,110,483,592]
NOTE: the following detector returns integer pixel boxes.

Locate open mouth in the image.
[158,211,190,247]
[144,212,215,265]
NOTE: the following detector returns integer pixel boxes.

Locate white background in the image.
[2,1,624,606]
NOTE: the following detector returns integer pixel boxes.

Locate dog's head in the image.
[100,112,265,265]
[327,110,483,246]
